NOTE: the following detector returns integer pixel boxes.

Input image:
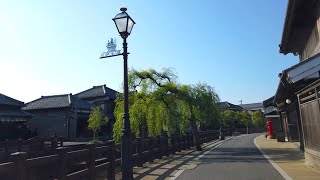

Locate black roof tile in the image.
[0,93,24,107]
[75,85,118,100]
[219,101,243,111]
[0,109,33,117]
[240,103,263,110]
[23,94,91,110]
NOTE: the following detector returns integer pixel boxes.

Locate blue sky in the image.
[1,0,298,105]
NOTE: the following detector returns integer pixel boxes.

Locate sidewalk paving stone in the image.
[255,135,320,180]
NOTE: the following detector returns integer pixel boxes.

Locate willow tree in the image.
[252,111,265,127]
[239,111,252,133]
[221,110,236,128]
[113,68,220,151]
[113,68,178,142]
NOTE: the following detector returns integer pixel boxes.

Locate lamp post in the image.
[113,7,135,179]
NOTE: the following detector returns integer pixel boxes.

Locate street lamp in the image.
[113,7,135,179]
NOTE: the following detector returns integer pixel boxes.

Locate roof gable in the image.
[219,101,242,111]
[0,93,24,107]
[284,53,320,83]
[240,103,264,110]
[280,0,319,55]
[263,96,275,107]
[23,94,91,110]
[75,85,118,100]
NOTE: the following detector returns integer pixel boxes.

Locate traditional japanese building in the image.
[23,94,91,140]
[240,103,264,112]
[276,0,320,170]
[0,93,33,140]
[75,85,118,137]
[263,96,281,140]
[218,101,243,112]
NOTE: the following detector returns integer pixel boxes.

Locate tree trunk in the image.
[190,106,202,151]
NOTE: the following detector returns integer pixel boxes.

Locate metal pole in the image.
[121,37,133,179]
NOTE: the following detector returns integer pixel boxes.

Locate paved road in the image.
[177,134,284,180]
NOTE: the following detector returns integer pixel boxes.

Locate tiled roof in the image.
[0,93,24,107]
[0,109,33,117]
[70,96,92,110]
[263,96,275,107]
[75,85,118,100]
[23,94,91,110]
[240,103,264,110]
[219,101,243,111]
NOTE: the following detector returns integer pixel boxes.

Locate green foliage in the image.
[113,68,220,143]
[239,111,252,127]
[87,106,109,140]
[252,110,265,127]
[221,110,236,127]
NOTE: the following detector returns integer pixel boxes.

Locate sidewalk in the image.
[115,138,230,180]
[255,135,320,180]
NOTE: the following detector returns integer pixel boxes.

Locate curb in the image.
[254,136,293,180]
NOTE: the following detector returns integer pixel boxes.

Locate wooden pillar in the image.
[156,136,162,159]
[148,138,154,163]
[17,139,22,152]
[170,135,175,154]
[107,141,115,180]
[11,152,28,180]
[4,139,9,161]
[189,133,194,147]
[87,145,96,180]
[136,138,143,167]
[164,133,169,157]
[176,134,181,152]
[186,133,190,149]
[56,147,68,180]
[51,136,57,152]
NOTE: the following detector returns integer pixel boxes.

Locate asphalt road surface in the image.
[177,134,284,180]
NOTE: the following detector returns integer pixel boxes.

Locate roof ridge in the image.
[41,94,70,98]
[104,86,118,93]
[226,101,231,107]
[103,85,106,95]
[75,85,104,96]
[68,94,72,105]
[0,93,24,105]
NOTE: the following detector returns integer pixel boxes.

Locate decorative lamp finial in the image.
[120,7,127,12]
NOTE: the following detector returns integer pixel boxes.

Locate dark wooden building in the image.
[218,101,243,112]
[75,85,118,137]
[297,80,320,170]
[0,93,32,140]
[23,94,91,141]
[240,103,264,112]
[263,96,281,139]
[277,0,320,171]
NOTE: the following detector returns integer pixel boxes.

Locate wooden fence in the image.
[0,131,221,180]
[298,82,320,152]
[0,136,64,163]
[0,129,264,180]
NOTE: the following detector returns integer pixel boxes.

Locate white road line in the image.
[171,137,231,179]
[254,137,293,180]
[168,169,185,180]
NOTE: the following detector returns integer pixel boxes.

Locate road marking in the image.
[254,137,293,180]
[168,169,185,180]
[170,137,232,180]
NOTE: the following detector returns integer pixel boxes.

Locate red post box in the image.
[267,120,273,137]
